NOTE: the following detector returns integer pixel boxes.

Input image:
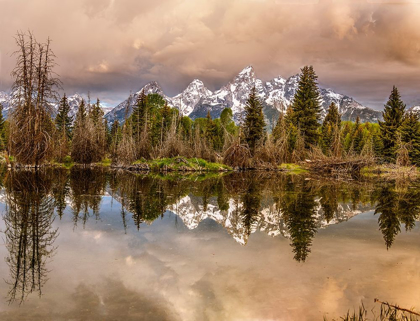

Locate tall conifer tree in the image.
[399,112,420,165]
[321,102,341,154]
[55,94,73,139]
[379,86,406,162]
[0,103,5,151]
[290,66,322,148]
[132,90,148,142]
[242,87,266,155]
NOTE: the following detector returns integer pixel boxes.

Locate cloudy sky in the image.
[1,0,420,109]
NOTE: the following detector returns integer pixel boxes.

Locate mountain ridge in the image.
[104,65,383,126]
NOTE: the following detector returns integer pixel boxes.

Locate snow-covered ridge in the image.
[0,91,112,120]
[0,65,384,125]
[167,194,372,245]
[105,65,383,126]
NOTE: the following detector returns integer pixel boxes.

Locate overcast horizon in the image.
[2,0,420,110]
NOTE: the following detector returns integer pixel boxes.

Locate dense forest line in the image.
[2,32,420,170]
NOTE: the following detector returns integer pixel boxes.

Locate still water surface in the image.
[0,168,419,320]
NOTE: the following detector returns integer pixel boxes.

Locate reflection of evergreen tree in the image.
[216,179,229,211]
[319,185,339,223]
[110,173,177,230]
[375,185,401,249]
[52,169,70,219]
[375,182,420,249]
[3,171,58,304]
[241,179,261,238]
[398,189,420,231]
[282,181,317,262]
[70,168,107,227]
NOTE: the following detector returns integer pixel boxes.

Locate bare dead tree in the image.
[9,31,61,166]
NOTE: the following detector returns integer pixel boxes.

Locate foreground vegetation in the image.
[326,300,420,321]
[2,32,420,175]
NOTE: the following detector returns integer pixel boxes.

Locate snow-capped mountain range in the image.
[7,65,420,126]
[0,92,112,119]
[167,194,373,245]
[107,189,373,245]
[104,65,383,126]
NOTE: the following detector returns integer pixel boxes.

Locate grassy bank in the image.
[125,157,232,172]
[278,163,308,174]
[361,165,420,179]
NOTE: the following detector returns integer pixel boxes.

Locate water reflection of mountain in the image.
[1,167,420,305]
[167,195,374,245]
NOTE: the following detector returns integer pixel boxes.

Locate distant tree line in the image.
[4,32,420,168]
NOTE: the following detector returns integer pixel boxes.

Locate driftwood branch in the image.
[374,298,420,317]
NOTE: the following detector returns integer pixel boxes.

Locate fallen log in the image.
[303,158,371,173]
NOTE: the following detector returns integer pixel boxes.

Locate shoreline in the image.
[2,157,419,179]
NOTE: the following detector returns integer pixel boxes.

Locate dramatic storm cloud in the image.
[1,0,420,108]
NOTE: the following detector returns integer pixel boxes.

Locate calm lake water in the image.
[0,168,419,320]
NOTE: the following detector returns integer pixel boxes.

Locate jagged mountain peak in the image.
[172,79,213,115]
[238,65,255,76]
[184,79,212,94]
[233,65,256,84]
[105,66,383,125]
[135,81,165,96]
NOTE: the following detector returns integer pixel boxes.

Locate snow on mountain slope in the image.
[104,81,170,123]
[166,194,372,245]
[0,65,385,125]
[105,66,383,126]
[172,79,213,116]
[0,91,13,117]
[408,105,420,114]
[0,91,112,120]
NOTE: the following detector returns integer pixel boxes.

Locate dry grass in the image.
[223,136,251,169]
[361,164,419,179]
[325,300,420,321]
[303,146,375,174]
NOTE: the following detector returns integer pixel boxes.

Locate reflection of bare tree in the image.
[3,170,58,304]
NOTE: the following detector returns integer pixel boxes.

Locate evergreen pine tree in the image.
[284,107,298,156]
[0,103,6,151]
[55,94,73,140]
[71,99,104,164]
[242,86,266,155]
[205,111,217,149]
[110,119,122,157]
[321,102,341,154]
[272,112,285,143]
[77,99,87,123]
[379,86,406,163]
[352,116,364,154]
[89,98,103,125]
[290,66,322,148]
[399,112,420,165]
[132,90,148,142]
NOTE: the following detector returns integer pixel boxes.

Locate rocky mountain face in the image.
[408,105,420,115]
[0,92,112,120]
[104,81,168,124]
[105,65,383,127]
[0,92,12,117]
[63,94,113,120]
[0,66,385,126]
